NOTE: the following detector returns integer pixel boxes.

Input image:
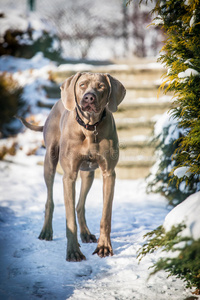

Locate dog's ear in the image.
[105,74,126,112]
[60,72,82,111]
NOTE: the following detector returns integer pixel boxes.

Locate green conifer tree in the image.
[152,0,200,192]
[129,0,200,293]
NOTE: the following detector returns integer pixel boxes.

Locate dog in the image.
[19,72,126,261]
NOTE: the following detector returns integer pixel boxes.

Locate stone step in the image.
[42,82,165,101]
[115,117,155,130]
[115,166,151,180]
[118,156,155,168]
[119,136,154,148]
[119,78,162,90]
[125,88,160,99]
[117,99,170,119]
[121,95,170,107]
[40,68,168,110]
[116,155,155,179]
[50,75,163,91]
[49,62,165,85]
[118,127,153,138]
[119,147,155,159]
[38,97,170,120]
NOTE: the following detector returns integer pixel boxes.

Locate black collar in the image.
[75,108,106,131]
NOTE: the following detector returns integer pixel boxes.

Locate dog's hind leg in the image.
[76,170,97,243]
[38,145,59,241]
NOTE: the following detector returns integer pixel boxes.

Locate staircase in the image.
[41,59,169,179]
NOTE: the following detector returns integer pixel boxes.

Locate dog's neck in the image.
[75,108,106,131]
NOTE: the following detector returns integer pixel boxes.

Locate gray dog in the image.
[19,72,126,261]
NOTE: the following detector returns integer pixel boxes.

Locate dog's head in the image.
[60,72,126,114]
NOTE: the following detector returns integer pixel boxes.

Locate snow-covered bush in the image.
[154,0,200,180]
[0,10,62,61]
[137,0,200,294]
[145,0,200,205]
[147,112,200,206]
[138,192,200,295]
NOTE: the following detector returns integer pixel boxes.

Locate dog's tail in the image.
[16,116,44,132]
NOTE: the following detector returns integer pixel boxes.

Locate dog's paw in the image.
[38,229,53,241]
[80,233,97,243]
[92,244,113,258]
[66,249,86,262]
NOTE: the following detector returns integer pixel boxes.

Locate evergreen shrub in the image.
[147,119,200,206]
[135,0,200,294]
[138,224,200,294]
[146,0,200,203]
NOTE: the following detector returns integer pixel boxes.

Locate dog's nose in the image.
[83,93,96,103]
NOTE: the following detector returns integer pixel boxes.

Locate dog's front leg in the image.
[93,170,115,257]
[76,170,97,243]
[63,171,86,262]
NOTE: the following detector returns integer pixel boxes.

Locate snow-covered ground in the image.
[0,152,195,300]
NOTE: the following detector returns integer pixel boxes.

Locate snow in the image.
[0,52,55,73]
[57,63,95,72]
[163,192,200,240]
[178,68,199,78]
[0,10,27,40]
[134,61,164,70]
[126,95,170,104]
[0,10,55,42]
[153,16,164,26]
[153,110,188,147]
[153,110,176,137]
[189,14,196,27]
[184,59,193,66]
[0,154,195,300]
[174,166,192,178]
[57,61,163,73]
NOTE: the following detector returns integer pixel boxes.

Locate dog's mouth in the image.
[81,104,98,113]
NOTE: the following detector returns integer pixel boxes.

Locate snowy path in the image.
[0,156,193,300]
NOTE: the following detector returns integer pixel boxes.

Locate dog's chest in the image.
[79,139,102,171]
[79,136,118,172]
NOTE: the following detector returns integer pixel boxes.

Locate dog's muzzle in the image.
[81,93,98,113]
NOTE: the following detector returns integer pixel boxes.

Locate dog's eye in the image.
[80,83,86,88]
[98,83,105,89]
